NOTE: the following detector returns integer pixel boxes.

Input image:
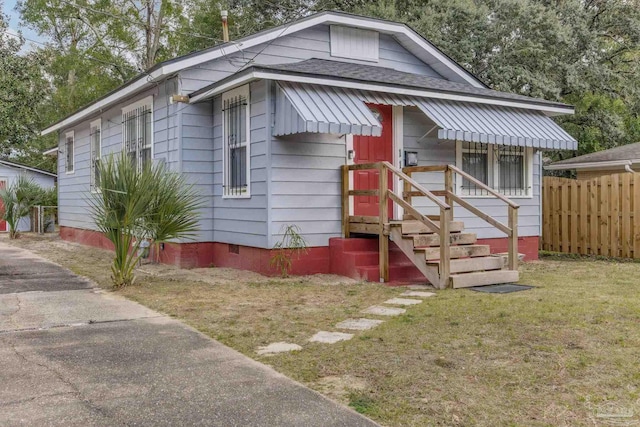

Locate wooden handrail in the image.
[447,192,512,235]
[403,165,448,173]
[447,164,520,209]
[388,191,440,233]
[382,161,450,210]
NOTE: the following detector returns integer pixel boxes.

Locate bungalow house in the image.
[546,142,640,179]
[42,12,577,288]
[0,160,57,233]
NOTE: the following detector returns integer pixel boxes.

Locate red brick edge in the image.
[476,236,539,261]
[59,226,329,275]
[59,226,537,276]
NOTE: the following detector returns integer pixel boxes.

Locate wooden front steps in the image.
[389,220,519,289]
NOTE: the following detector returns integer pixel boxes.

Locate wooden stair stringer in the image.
[389,226,440,285]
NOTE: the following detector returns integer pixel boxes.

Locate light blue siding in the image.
[269,132,345,247]
[180,25,442,93]
[206,80,269,247]
[57,85,173,231]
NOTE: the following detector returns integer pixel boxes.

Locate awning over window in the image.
[412,98,577,150]
[272,82,577,150]
[274,82,382,136]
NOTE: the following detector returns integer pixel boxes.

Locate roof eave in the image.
[545,159,633,171]
[190,68,575,116]
[41,11,490,136]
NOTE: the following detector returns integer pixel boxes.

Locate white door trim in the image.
[392,106,404,220]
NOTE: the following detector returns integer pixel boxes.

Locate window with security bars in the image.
[65,131,74,173]
[122,99,152,172]
[90,119,101,191]
[459,141,531,197]
[222,85,250,197]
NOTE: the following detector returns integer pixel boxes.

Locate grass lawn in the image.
[5,234,640,426]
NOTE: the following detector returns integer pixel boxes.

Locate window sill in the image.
[222,194,251,199]
[458,193,533,200]
[65,171,75,175]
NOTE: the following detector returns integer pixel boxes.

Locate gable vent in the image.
[330,25,379,62]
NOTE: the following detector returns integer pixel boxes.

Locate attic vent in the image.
[330,25,379,62]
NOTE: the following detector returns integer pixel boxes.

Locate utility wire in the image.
[6,32,142,73]
[57,0,225,43]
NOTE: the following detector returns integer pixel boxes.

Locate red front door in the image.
[0,180,6,232]
[353,104,393,217]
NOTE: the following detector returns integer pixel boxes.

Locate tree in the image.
[0,9,53,169]
[90,153,202,287]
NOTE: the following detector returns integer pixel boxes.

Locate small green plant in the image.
[348,392,376,415]
[269,224,308,277]
[90,153,202,288]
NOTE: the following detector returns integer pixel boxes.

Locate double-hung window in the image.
[90,119,101,191]
[122,96,153,171]
[65,131,74,174]
[222,85,250,197]
[457,141,532,197]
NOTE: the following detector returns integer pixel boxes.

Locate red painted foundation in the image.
[59,226,538,280]
[59,226,329,275]
[476,236,539,261]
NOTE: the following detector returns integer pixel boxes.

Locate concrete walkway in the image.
[0,243,378,427]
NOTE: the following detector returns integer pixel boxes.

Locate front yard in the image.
[6,234,640,426]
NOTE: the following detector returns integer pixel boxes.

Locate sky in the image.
[3,0,46,47]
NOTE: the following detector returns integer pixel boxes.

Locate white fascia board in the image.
[0,160,57,177]
[545,160,632,171]
[41,72,162,136]
[43,147,58,156]
[42,13,488,136]
[190,71,574,115]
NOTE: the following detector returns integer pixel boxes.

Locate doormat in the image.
[469,284,534,293]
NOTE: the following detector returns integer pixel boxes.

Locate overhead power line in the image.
[57,0,225,44]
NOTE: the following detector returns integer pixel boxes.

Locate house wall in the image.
[402,107,542,239]
[268,132,346,247]
[179,25,443,93]
[57,83,178,232]
[0,166,56,232]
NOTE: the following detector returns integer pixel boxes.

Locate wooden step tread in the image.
[400,220,465,234]
[407,232,477,247]
[427,256,503,274]
[450,270,520,289]
[416,244,490,260]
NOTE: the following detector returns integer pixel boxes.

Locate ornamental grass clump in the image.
[90,153,202,288]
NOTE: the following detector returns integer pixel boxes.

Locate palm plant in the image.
[90,153,202,288]
[0,175,42,239]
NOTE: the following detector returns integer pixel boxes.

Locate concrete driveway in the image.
[0,243,378,427]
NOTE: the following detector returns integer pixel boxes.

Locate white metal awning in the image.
[274,82,382,136]
[272,82,576,150]
[412,98,577,150]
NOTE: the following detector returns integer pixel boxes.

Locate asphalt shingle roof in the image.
[252,59,570,109]
[552,142,640,166]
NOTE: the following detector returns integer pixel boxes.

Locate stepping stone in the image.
[401,291,436,298]
[309,331,353,344]
[256,342,302,355]
[336,318,384,331]
[384,298,423,306]
[407,284,432,290]
[362,305,406,316]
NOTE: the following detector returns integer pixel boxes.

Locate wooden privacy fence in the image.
[542,173,640,258]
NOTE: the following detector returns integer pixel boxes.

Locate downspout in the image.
[625,164,636,174]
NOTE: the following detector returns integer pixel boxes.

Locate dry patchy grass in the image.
[5,234,640,426]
